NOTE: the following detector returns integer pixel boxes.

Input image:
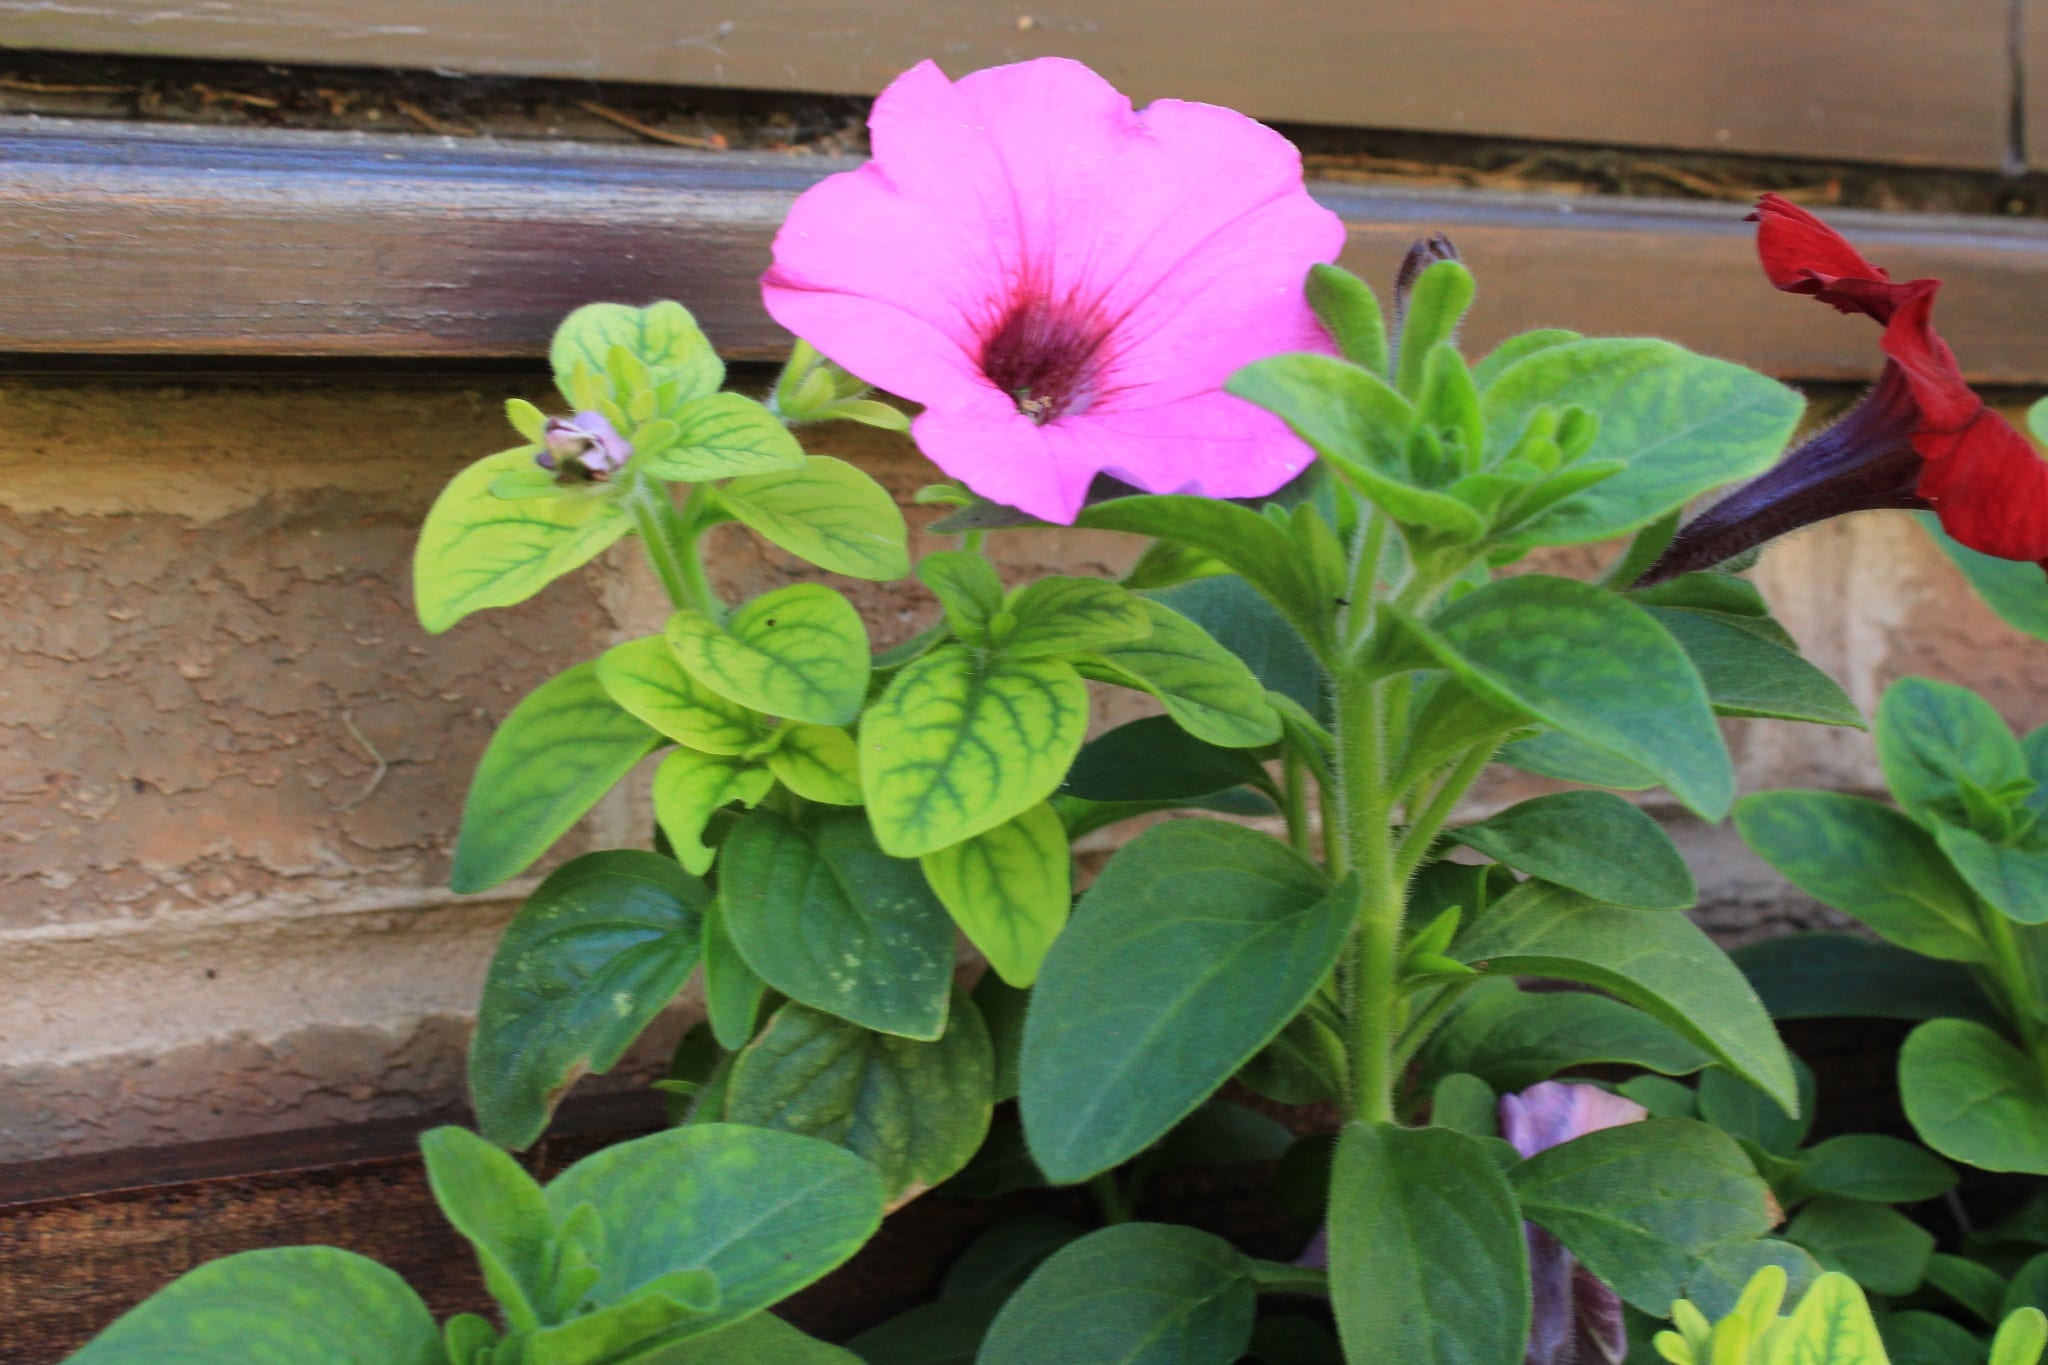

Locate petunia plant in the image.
[69,55,2018,1365]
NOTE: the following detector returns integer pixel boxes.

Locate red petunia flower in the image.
[1642,194,2048,582]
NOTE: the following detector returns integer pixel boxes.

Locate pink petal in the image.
[1500,1081,1648,1159]
[1073,390,1320,502]
[912,400,1102,525]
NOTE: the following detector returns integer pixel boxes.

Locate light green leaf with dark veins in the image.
[861,644,1089,858]
[918,550,1005,645]
[1003,576,1153,659]
[720,808,956,1040]
[469,851,707,1148]
[666,583,871,726]
[978,1223,1256,1365]
[1735,791,1988,963]
[414,447,631,634]
[550,300,723,408]
[766,722,863,805]
[1079,597,1281,748]
[921,802,1072,988]
[1452,790,1695,910]
[641,391,806,482]
[1453,879,1796,1112]
[651,748,773,875]
[1480,337,1803,545]
[595,635,764,755]
[1649,606,1862,727]
[1021,821,1351,1183]
[451,661,661,893]
[718,454,910,579]
[1511,1118,1776,1311]
[66,1247,444,1365]
[725,992,994,1207]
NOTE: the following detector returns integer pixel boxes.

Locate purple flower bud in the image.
[537,410,633,482]
[1501,1083,1646,1365]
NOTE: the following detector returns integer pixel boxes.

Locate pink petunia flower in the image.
[760,58,1347,525]
[1502,1082,1648,1365]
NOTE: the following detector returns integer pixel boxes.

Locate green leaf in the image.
[1791,1135,1958,1205]
[543,1123,883,1338]
[766,722,864,805]
[639,391,806,482]
[1306,263,1388,374]
[1776,1273,1893,1365]
[1925,1252,2009,1324]
[701,895,767,1050]
[651,748,772,876]
[720,808,955,1039]
[1143,575,1324,718]
[1884,1310,1986,1365]
[666,583,871,725]
[595,635,763,755]
[1993,1307,2048,1365]
[1430,1073,1501,1138]
[918,550,1006,644]
[66,1246,443,1364]
[1480,338,1803,545]
[1417,978,1711,1092]
[1733,933,2002,1026]
[1649,607,1862,727]
[978,1223,1256,1365]
[471,851,707,1147]
[650,1314,863,1364]
[1697,1061,1814,1154]
[944,1213,1088,1297]
[1075,495,1332,650]
[717,454,910,579]
[860,644,1089,858]
[1326,1122,1527,1364]
[1061,715,1268,804]
[1629,570,1770,618]
[1497,728,1659,791]
[1080,597,1282,748]
[420,1126,551,1330]
[1452,880,1796,1112]
[1395,260,1478,397]
[1682,1240,1823,1322]
[846,1288,1010,1364]
[1934,824,2048,927]
[1923,511,2048,643]
[1472,329,1582,389]
[1424,575,1732,817]
[414,446,632,634]
[1901,1018,2048,1174]
[451,661,661,893]
[1151,1099,1297,1169]
[1735,792,1989,963]
[1021,821,1350,1183]
[1453,790,1695,910]
[1878,676,2030,829]
[920,803,1070,988]
[551,300,722,409]
[1511,1118,1776,1311]
[1003,576,1152,658]
[725,993,993,1207]
[1787,1196,1934,1296]
[975,970,1027,1103]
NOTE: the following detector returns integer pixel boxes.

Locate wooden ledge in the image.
[6,119,2048,382]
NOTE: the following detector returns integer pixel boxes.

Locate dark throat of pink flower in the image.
[977,288,1117,426]
[1635,363,1928,586]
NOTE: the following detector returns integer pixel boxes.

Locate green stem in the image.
[1395,742,1498,879]
[630,481,720,618]
[1390,976,1478,1076]
[1283,749,1314,858]
[1334,667,1404,1125]
[1088,1172,1132,1225]
[1244,1259,1330,1297]
[1978,906,2047,1054]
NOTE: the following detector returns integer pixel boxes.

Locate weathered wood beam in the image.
[6,120,2048,382]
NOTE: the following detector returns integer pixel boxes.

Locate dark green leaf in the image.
[1429,1072,1501,1138]
[1648,607,1861,727]
[1150,1100,1297,1169]
[943,1214,1087,1297]
[1426,575,1732,817]
[1792,1135,1958,1205]
[2004,1252,2048,1321]
[1736,792,1989,963]
[655,1314,863,1363]
[1878,676,2030,829]
[1922,511,2048,643]
[701,895,767,1051]
[721,809,955,1040]
[1925,1252,2009,1324]
[1510,1118,1776,1311]
[1883,1311,1988,1365]
[1901,1018,2048,1175]
[1452,790,1695,910]
[978,1223,1256,1365]
[973,970,1027,1103]
[724,994,993,1207]
[1327,1122,1528,1364]
[1418,978,1711,1092]
[1682,1239,1823,1321]
[66,1247,443,1365]
[470,851,707,1148]
[1497,728,1658,791]
[1021,822,1350,1183]
[450,661,661,893]
[1697,1060,1814,1155]
[1787,1196,1934,1295]
[847,1289,1010,1365]
[1453,880,1796,1112]
[1732,933,2001,1026]
[1061,715,1268,803]
[1245,1314,1347,1365]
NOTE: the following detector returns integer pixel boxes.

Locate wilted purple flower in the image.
[537,410,633,481]
[1502,1082,1648,1365]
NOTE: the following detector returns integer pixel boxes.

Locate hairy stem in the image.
[1335,667,1404,1125]
[630,481,720,618]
